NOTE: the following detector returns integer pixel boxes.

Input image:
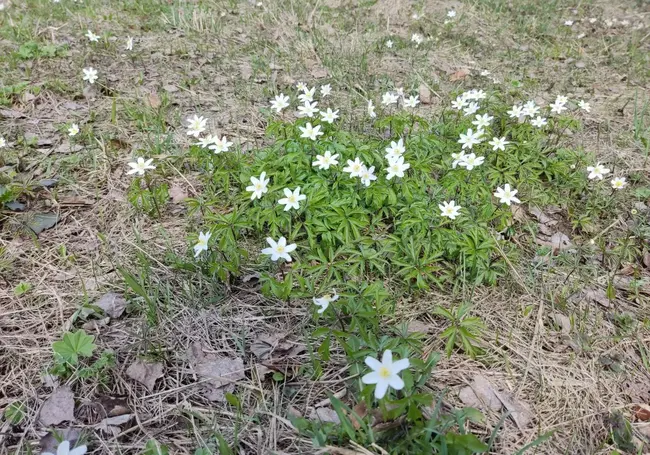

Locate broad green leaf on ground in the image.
[52,330,97,364]
[143,439,169,455]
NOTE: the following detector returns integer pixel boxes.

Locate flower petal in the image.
[365,356,382,371]
[374,380,389,399]
[388,375,405,390]
[391,358,410,373]
[361,371,380,385]
[381,350,393,365]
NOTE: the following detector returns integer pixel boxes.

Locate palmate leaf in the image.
[52,330,97,365]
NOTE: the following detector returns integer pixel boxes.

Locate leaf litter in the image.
[39,386,75,426]
[126,359,164,391]
[95,292,127,318]
[187,342,245,402]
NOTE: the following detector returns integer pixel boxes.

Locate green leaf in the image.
[142,439,169,455]
[52,330,96,365]
[4,401,25,424]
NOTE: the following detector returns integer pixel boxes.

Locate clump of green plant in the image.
[50,329,114,380]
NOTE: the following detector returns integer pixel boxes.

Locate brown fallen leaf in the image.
[458,375,501,412]
[147,92,161,109]
[169,184,188,204]
[196,357,245,402]
[96,395,130,417]
[126,360,164,391]
[95,414,132,436]
[529,206,556,225]
[633,405,650,422]
[240,61,253,80]
[511,205,527,223]
[308,407,340,424]
[406,320,433,334]
[251,332,307,359]
[550,313,571,335]
[40,386,75,426]
[310,67,328,79]
[492,388,534,429]
[418,84,432,105]
[449,69,470,81]
[95,292,127,318]
[643,251,650,269]
[583,288,610,307]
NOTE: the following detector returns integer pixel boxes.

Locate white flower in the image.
[68,124,80,136]
[385,39,393,48]
[385,138,406,160]
[193,231,211,257]
[589,18,597,23]
[522,101,540,117]
[458,128,483,150]
[458,153,485,170]
[312,150,339,170]
[550,101,567,114]
[467,89,487,100]
[439,200,461,219]
[386,156,410,180]
[296,82,307,92]
[361,350,410,400]
[451,151,467,169]
[447,10,456,18]
[42,440,87,455]
[411,33,424,45]
[209,136,233,154]
[126,157,155,175]
[320,84,332,97]
[359,165,377,187]
[507,105,524,119]
[313,291,339,314]
[587,163,610,180]
[480,70,491,76]
[126,36,133,51]
[298,87,316,103]
[278,187,307,211]
[488,136,509,151]
[463,102,480,116]
[320,108,339,124]
[270,94,290,113]
[611,177,627,189]
[472,113,493,129]
[381,92,399,106]
[451,96,468,110]
[494,184,520,205]
[395,87,405,97]
[564,20,574,26]
[343,158,365,177]
[82,67,98,84]
[186,115,207,137]
[85,30,99,42]
[299,122,323,141]
[367,100,377,118]
[196,134,217,148]
[403,95,419,108]
[297,100,319,118]
[0,137,6,148]
[261,237,297,262]
[578,100,591,112]
[246,172,270,200]
[530,116,547,128]
[555,95,569,105]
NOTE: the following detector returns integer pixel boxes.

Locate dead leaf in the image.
[54,143,84,154]
[195,357,245,402]
[550,232,572,250]
[418,84,432,105]
[0,109,25,118]
[633,405,650,422]
[169,184,188,204]
[551,313,571,335]
[58,196,94,206]
[82,317,110,331]
[95,414,132,436]
[251,333,292,360]
[406,320,433,334]
[126,360,164,391]
[529,206,555,225]
[95,292,127,318]
[96,395,130,417]
[310,67,328,79]
[511,205,527,223]
[240,62,252,80]
[449,69,470,81]
[643,251,650,268]
[147,92,161,109]
[308,407,340,424]
[492,388,534,429]
[40,386,75,425]
[163,84,178,93]
[458,375,501,412]
[584,288,610,307]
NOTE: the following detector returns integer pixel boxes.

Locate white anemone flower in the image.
[361,350,410,399]
[261,237,297,262]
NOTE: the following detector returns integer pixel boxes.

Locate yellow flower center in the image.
[277,246,285,253]
[288,195,296,203]
[256,183,262,190]
[378,366,391,379]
